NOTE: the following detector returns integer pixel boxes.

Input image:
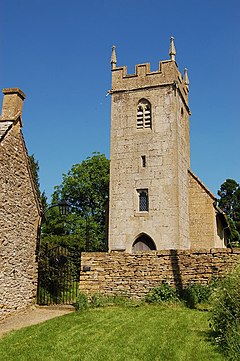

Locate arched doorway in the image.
[132,234,156,253]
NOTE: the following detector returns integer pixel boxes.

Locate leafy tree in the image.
[28,154,47,211]
[42,153,110,252]
[218,179,240,246]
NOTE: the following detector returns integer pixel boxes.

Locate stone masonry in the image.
[188,170,225,248]
[108,38,228,252]
[0,88,41,321]
[80,249,240,299]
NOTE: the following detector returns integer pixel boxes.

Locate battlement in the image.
[110,38,189,106]
[112,60,184,88]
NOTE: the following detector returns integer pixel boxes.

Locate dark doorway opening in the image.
[132,234,156,253]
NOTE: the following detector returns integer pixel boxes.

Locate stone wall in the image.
[188,170,225,248]
[80,249,240,299]
[0,89,41,321]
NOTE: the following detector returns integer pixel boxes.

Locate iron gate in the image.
[37,244,80,305]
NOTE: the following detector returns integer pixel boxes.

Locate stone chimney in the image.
[1,88,26,121]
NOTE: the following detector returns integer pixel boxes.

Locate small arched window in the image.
[137,189,148,212]
[137,99,152,129]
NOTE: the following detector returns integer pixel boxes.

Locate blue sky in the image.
[1,0,240,201]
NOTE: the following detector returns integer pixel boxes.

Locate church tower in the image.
[108,38,191,252]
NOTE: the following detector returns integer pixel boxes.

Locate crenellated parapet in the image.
[110,38,190,113]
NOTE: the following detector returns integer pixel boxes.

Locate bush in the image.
[183,283,211,309]
[225,323,240,360]
[74,292,89,311]
[90,293,112,307]
[90,293,140,307]
[74,292,140,310]
[211,264,240,360]
[145,283,179,304]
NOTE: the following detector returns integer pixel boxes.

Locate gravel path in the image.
[0,305,75,338]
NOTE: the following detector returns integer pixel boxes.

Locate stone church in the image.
[108,38,228,253]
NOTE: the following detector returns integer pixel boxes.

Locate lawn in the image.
[0,305,224,361]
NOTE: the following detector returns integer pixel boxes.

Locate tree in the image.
[42,153,110,251]
[218,179,240,246]
[28,154,47,211]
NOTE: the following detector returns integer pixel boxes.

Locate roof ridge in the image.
[188,168,216,200]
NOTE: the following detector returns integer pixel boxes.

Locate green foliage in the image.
[74,292,89,311]
[28,154,47,210]
[90,293,108,307]
[211,264,240,359]
[227,218,240,247]
[74,292,139,310]
[145,283,179,304]
[37,242,81,305]
[41,234,85,253]
[29,154,40,196]
[224,325,240,361]
[182,283,211,309]
[108,294,140,307]
[217,179,240,246]
[42,153,110,251]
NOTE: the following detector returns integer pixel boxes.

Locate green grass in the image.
[0,305,224,361]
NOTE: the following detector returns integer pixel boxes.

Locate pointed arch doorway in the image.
[132,234,156,253]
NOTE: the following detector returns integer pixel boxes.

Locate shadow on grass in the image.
[197,329,225,358]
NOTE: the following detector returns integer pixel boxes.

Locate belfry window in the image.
[137,99,152,129]
[137,106,144,128]
[138,189,149,212]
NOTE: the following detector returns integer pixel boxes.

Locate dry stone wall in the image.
[80,249,240,299]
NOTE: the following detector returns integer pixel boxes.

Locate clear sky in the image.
[1,0,240,201]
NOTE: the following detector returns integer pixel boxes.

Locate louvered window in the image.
[136,99,152,129]
[137,106,144,128]
[144,106,151,128]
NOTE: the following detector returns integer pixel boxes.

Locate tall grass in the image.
[211,264,240,360]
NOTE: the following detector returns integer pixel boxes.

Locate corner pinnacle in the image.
[169,36,176,61]
[111,45,117,69]
[183,68,189,86]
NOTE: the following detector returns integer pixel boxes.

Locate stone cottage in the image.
[0,88,41,320]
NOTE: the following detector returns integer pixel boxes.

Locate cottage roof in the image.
[188,168,229,231]
[188,169,216,200]
[0,120,13,141]
[0,88,42,216]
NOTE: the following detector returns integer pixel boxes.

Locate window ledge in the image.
[134,211,149,217]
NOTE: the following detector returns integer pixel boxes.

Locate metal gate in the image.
[37,244,80,305]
